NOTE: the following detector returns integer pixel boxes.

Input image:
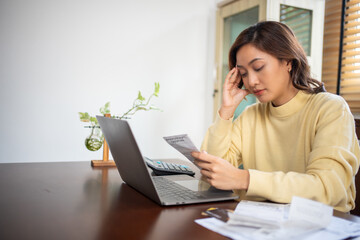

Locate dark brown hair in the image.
[229,21,325,93]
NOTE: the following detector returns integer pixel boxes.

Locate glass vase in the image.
[85,126,103,151]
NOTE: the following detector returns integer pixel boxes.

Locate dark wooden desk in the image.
[0,161,359,240]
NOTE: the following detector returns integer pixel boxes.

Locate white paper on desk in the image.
[234,200,289,222]
[261,196,334,240]
[227,200,288,231]
[163,134,199,165]
[196,216,360,240]
[228,196,332,228]
[302,216,360,240]
[226,201,288,230]
[288,196,333,227]
[197,196,336,240]
[195,197,360,240]
[195,217,259,240]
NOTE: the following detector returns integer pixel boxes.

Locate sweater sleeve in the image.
[246,98,360,212]
[200,111,243,168]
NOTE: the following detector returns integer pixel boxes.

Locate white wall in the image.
[0,0,217,163]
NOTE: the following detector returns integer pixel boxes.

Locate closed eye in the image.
[254,66,264,72]
[240,73,247,78]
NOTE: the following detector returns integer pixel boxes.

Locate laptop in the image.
[96,116,238,206]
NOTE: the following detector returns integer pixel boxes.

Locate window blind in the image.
[341,0,360,113]
[322,0,360,114]
[322,0,341,94]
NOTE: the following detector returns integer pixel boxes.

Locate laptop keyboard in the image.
[153,176,204,200]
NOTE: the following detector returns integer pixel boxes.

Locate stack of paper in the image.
[195,196,360,240]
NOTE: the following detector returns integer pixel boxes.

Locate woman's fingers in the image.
[239,88,250,99]
[224,67,236,81]
[192,151,217,170]
[224,68,240,87]
[192,151,249,190]
[194,159,209,169]
[200,168,212,179]
[230,68,240,85]
[192,151,217,163]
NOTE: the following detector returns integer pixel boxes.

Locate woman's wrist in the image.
[219,106,236,120]
[235,169,249,190]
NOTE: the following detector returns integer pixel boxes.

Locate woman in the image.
[192,21,360,212]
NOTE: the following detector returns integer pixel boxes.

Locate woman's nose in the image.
[247,73,259,87]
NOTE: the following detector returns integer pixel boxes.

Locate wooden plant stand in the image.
[91,114,116,167]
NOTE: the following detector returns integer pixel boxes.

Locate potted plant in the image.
[79,82,160,151]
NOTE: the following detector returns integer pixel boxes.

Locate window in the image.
[280,4,313,56]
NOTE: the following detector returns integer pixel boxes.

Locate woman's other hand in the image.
[192,151,249,190]
[220,67,249,120]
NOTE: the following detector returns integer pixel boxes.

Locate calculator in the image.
[145,157,195,176]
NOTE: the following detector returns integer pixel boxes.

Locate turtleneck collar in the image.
[269,90,310,118]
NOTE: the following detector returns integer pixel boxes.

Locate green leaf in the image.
[154,82,160,97]
[104,102,110,113]
[136,106,148,111]
[137,91,145,101]
[99,107,105,115]
[79,112,90,122]
[100,102,111,115]
[90,116,98,125]
[149,106,161,111]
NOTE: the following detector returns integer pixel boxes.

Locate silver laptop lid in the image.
[96,116,160,204]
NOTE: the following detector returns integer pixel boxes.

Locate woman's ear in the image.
[286,60,292,72]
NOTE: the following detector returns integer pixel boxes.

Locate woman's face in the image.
[235,44,298,106]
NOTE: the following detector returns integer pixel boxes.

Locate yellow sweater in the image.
[201,91,360,212]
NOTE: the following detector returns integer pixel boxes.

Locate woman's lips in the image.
[253,89,265,96]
